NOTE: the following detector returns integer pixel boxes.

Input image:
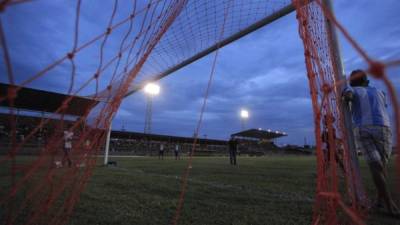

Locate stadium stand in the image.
[0,83,97,116]
[109,130,228,156]
[0,112,77,154]
[232,128,286,155]
[1,108,308,157]
[0,112,229,156]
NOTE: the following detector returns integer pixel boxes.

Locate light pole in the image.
[143,83,160,134]
[240,109,249,130]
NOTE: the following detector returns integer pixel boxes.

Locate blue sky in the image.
[2,0,400,145]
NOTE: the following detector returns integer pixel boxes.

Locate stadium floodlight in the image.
[240,109,249,119]
[144,83,160,96]
[240,109,249,130]
[143,83,160,134]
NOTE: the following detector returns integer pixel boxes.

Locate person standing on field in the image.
[174,143,180,160]
[62,128,74,168]
[228,137,237,166]
[344,69,399,216]
[159,143,165,160]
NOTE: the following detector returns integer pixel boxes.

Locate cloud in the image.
[2,0,400,145]
[111,0,400,145]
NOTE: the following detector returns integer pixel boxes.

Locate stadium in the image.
[0,0,399,224]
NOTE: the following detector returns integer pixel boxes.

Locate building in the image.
[231,128,287,155]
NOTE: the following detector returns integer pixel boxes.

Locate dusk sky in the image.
[2,0,400,145]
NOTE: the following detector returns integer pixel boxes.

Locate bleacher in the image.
[1,112,317,157]
[0,113,229,156]
[109,130,228,156]
[0,113,77,154]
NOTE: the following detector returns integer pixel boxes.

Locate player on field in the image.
[62,127,74,168]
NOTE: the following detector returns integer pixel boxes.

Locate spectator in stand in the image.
[62,127,74,167]
[344,69,399,216]
[228,136,238,165]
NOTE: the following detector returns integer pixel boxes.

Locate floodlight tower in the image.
[143,83,160,134]
[240,109,249,130]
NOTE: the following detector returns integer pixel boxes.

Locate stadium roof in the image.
[0,83,98,117]
[231,128,287,140]
[111,130,227,145]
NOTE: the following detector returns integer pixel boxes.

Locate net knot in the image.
[130,13,135,19]
[67,52,75,60]
[107,85,112,91]
[61,101,69,110]
[106,27,112,35]
[321,83,332,94]
[368,61,385,79]
[118,53,122,58]
[325,114,335,124]
[93,73,99,79]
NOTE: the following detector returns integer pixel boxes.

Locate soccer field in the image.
[67,156,399,225]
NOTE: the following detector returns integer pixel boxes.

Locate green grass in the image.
[65,156,400,225]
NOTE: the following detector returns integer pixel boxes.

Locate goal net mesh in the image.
[0,0,399,224]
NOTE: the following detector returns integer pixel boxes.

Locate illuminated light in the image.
[144,83,160,95]
[240,109,249,119]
